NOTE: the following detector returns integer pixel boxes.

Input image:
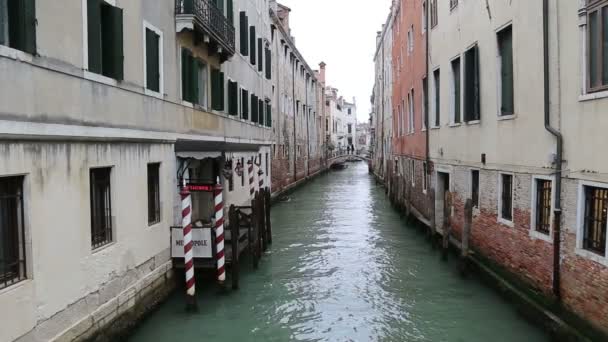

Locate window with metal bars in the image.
[583,186,608,255]
[500,174,513,221]
[0,176,26,290]
[147,163,161,225]
[535,179,552,235]
[90,168,113,249]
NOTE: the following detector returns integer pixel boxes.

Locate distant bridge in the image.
[328,154,370,167]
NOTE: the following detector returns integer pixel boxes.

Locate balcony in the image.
[175,0,236,61]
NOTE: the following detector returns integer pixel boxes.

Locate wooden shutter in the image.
[87,0,102,73]
[257,38,263,72]
[219,71,225,111]
[241,89,249,120]
[146,29,160,92]
[239,12,248,55]
[251,94,257,122]
[181,49,190,101]
[258,99,264,125]
[228,81,238,115]
[226,0,233,24]
[102,4,124,80]
[266,102,272,127]
[0,0,6,45]
[249,26,256,65]
[22,0,36,54]
[191,58,199,105]
[473,45,480,120]
[265,47,271,79]
[211,68,220,110]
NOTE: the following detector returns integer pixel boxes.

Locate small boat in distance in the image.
[331,162,348,170]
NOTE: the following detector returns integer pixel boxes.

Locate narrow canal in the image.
[129,163,549,342]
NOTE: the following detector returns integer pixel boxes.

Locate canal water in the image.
[129,163,549,342]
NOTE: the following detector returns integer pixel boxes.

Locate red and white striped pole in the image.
[214,178,226,284]
[258,168,264,190]
[181,181,196,309]
[248,158,255,198]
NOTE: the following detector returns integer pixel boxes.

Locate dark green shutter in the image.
[257,38,263,72]
[22,0,36,54]
[181,49,191,101]
[251,94,257,122]
[434,69,440,127]
[590,12,599,88]
[211,68,219,110]
[87,0,102,73]
[215,0,224,14]
[183,0,194,13]
[453,58,460,123]
[102,4,124,80]
[228,81,238,116]
[266,102,272,127]
[226,0,233,24]
[191,59,199,105]
[239,12,248,55]
[0,0,6,45]
[146,29,160,92]
[258,99,264,125]
[499,26,513,115]
[249,26,256,65]
[241,89,249,120]
[473,45,480,120]
[265,48,271,79]
[219,71,225,111]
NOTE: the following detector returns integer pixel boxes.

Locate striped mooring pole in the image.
[214,178,226,284]
[248,158,255,198]
[258,168,264,190]
[181,181,196,310]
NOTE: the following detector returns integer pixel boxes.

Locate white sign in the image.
[171,228,213,258]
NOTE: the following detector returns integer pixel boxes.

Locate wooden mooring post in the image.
[264,188,273,245]
[429,190,436,244]
[460,199,473,276]
[442,191,452,261]
[228,205,240,290]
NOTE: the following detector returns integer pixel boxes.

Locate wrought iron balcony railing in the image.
[175,0,236,58]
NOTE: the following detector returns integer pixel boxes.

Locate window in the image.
[422,1,427,32]
[265,46,272,79]
[239,12,248,56]
[433,68,440,127]
[407,27,413,54]
[409,89,415,133]
[144,24,163,94]
[464,45,480,122]
[450,0,458,10]
[348,108,352,115]
[423,162,428,192]
[228,80,239,116]
[582,186,608,255]
[181,49,209,108]
[251,94,258,123]
[211,67,225,111]
[348,124,352,134]
[587,0,608,92]
[451,57,461,124]
[410,160,415,186]
[430,0,438,28]
[498,25,514,115]
[265,101,272,127]
[471,170,479,208]
[225,0,233,24]
[534,179,552,235]
[241,88,249,120]
[0,0,36,54]
[87,0,124,80]
[147,163,160,225]
[257,38,263,72]
[258,99,264,125]
[90,168,113,249]
[499,173,513,222]
[0,176,26,290]
[422,77,428,129]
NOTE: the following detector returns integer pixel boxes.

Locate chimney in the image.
[319,62,326,85]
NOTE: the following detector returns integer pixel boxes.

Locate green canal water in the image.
[129,163,549,342]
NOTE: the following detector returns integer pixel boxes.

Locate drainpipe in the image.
[293,60,297,182]
[543,0,563,301]
[425,1,430,185]
[306,76,310,177]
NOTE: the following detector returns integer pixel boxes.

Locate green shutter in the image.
[249,26,256,65]
[257,38,263,72]
[215,0,224,14]
[265,48,271,79]
[181,49,191,101]
[473,45,480,120]
[258,99,264,125]
[211,68,219,110]
[251,94,257,122]
[239,12,248,55]
[602,7,608,85]
[500,26,514,115]
[241,89,249,120]
[183,0,194,13]
[227,0,233,25]
[453,58,461,123]
[266,103,272,127]
[590,12,599,88]
[228,81,238,116]
[21,0,35,54]
[102,4,124,80]
[219,71,225,111]
[146,29,160,92]
[0,0,6,45]
[191,58,199,105]
[87,0,102,73]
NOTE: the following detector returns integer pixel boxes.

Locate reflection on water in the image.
[129,163,549,342]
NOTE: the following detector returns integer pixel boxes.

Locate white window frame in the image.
[495,22,516,119]
[578,1,608,101]
[575,180,608,266]
[409,89,415,133]
[143,20,164,99]
[82,0,119,86]
[449,55,462,126]
[497,172,515,227]
[431,66,441,128]
[530,175,555,243]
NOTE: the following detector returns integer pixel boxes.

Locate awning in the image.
[175,140,265,153]
[176,151,222,159]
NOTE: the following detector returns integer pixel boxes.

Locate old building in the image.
[391,0,431,223]
[371,2,395,180]
[269,1,324,194]
[325,86,357,156]
[0,0,308,340]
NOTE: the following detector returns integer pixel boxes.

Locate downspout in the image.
[306,77,310,177]
[293,60,297,182]
[543,0,563,301]
[425,1,432,225]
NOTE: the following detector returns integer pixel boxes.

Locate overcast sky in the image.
[279,0,392,123]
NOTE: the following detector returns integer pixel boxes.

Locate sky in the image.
[278,0,393,123]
